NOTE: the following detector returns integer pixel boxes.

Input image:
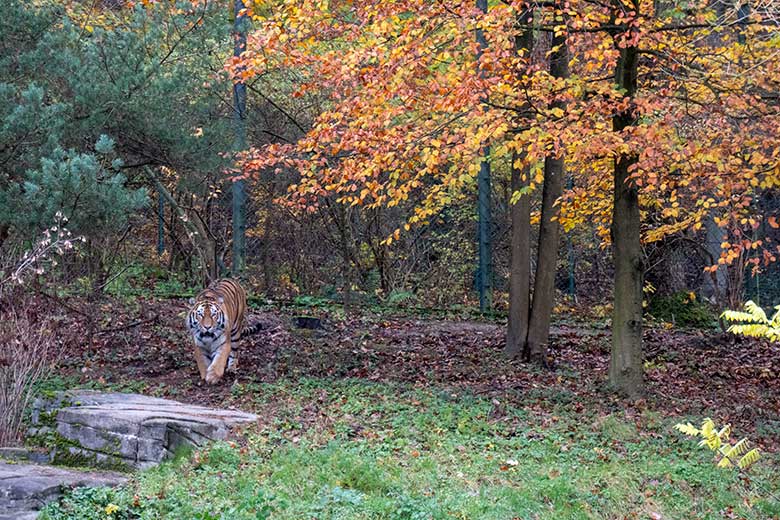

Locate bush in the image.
[0,218,73,445]
[721,300,780,341]
[647,291,716,328]
[0,307,57,446]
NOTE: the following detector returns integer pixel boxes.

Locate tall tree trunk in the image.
[609,9,644,397]
[505,8,534,357]
[507,151,532,356]
[566,173,576,298]
[526,18,570,364]
[231,0,248,276]
[476,0,492,312]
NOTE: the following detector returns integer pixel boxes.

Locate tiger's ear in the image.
[217,296,224,304]
[188,297,195,306]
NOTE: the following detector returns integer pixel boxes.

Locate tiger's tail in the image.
[242,320,265,338]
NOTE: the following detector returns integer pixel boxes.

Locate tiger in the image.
[186,278,262,384]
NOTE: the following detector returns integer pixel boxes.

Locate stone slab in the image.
[0,461,127,519]
[31,391,258,469]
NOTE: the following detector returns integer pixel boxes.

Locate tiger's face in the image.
[188,299,226,343]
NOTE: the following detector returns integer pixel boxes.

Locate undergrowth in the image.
[40,378,780,519]
[647,291,717,329]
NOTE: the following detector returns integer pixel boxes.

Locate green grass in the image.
[40,378,780,519]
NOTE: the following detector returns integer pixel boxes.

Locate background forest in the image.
[1,0,780,518]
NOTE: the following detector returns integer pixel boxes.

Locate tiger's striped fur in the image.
[186,278,260,384]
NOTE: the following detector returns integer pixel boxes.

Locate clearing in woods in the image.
[35,296,780,519]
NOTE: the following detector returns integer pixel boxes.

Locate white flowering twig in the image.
[0,212,84,289]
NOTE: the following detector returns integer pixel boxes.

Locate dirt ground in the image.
[40,294,780,446]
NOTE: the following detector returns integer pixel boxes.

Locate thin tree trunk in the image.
[505,8,534,357]
[157,190,165,256]
[609,11,644,397]
[336,205,356,315]
[476,0,492,312]
[0,224,10,249]
[144,167,218,284]
[526,18,570,365]
[231,0,248,275]
[260,186,274,292]
[566,173,576,298]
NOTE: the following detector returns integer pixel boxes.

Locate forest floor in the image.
[34,294,780,519]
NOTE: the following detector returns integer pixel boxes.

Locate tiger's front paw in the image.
[205,370,221,385]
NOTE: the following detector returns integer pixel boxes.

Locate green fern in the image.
[721,301,780,341]
[738,448,761,469]
[675,418,760,470]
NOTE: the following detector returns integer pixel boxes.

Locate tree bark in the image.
[526,17,569,365]
[609,11,644,397]
[476,0,492,312]
[231,0,248,276]
[0,224,9,249]
[505,8,534,357]
[336,205,357,315]
[506,150,532,357]
[157,190,165,256]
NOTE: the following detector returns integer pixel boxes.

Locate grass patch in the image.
[40,378,780,519]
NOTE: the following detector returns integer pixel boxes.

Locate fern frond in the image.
[738,448,760,469]
[701,433,721,450]
[723,301,780,341]
[771,306,780,326]
[717,455,733,468]
[770,306,780,327]
[727,324,766,338]
[726,438,751,459]
[674,422,700,436]
[722,311,757,323]
[744,301,767,322]
[675,418,760,472]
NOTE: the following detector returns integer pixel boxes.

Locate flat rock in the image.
[0,461,127,519]
[31,391,258,469]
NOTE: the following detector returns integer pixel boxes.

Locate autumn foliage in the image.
[234,0,780,261]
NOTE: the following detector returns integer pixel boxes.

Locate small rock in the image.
[292,316,323,329]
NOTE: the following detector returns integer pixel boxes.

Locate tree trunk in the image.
[526,19,569,365]
[0,224,9,249]
[609,19,644,397]
[157,190,165,256]
[566,173,576,298]
[701,213,727,304]
[260,185,275,292]
[231,0,248,276]
[505,8,534,357]
[144,167,218,284]
[337,205,356,315]
[476,0,492,312]
[507,151,532,357]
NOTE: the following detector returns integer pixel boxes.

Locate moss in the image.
[595,414,638,441]
[25,427,130,472]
